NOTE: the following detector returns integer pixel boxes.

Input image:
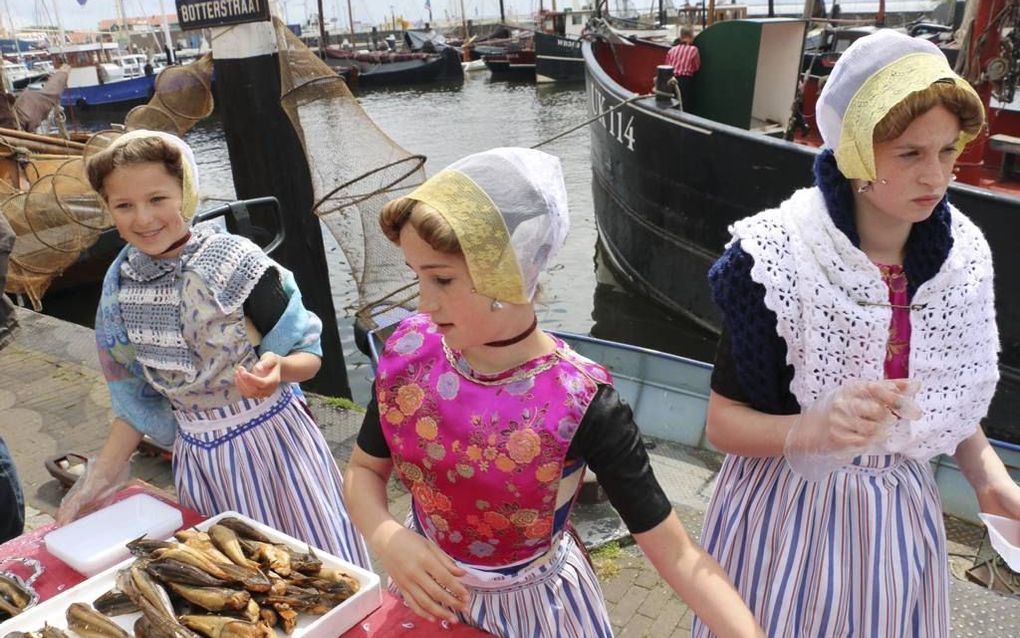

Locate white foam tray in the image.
[0,511,382,638]
[979,512,1020,573]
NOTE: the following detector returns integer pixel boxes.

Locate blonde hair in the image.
[379,197,461,254]
[86,136,184,198]
[874,81,985,144]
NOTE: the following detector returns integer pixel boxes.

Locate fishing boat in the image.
[583,1,1020,444]
[535,6,669,84]
[323,46,463,88]
[363,317,1020,526]
[482,40,536,79]
[534,8,596,83]
[51,42,155,108]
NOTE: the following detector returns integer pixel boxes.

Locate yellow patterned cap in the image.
[816,30,981,181]
[406,148,569,305]
[104,129,200,219]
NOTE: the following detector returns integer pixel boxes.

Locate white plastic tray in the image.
[0,511,382,638]
[979,512,1020,572]
[44,494,184,577]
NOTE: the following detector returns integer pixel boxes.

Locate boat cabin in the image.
[49,42,123,88]
[689,18,806,135]
[540,9,596,38]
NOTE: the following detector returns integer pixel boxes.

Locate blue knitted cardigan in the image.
[707,150,954,414]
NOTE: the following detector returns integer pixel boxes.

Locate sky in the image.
[4,0,599,32]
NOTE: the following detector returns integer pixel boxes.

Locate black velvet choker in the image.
[160,231,192,256]
[485,315,538,347]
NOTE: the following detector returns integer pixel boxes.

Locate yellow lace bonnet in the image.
[815,30,980,182]
[405,148,569,305]
[104,129,201,219]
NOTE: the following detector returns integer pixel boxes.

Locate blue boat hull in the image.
[61,75,155,108]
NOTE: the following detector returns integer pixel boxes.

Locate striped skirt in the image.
[692,454,949,638]
[394,514,613,637]
[171,385,371,570]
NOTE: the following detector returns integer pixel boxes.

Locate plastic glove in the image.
[785,379,922,481]
[55,458,131,526]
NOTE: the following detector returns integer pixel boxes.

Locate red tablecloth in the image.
[0,485,492,637]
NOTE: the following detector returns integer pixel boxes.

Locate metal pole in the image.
[499,0,505,23]
[157,0,173,62]
[346,0,355,45]
[317,0,327,57]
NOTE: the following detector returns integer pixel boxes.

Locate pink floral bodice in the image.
[375,314,610,567]
[877,263,910,379]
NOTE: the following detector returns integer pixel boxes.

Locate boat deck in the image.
[2,308,1018,635]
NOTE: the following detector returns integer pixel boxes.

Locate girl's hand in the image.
[378,527,469,624]
[235,352,282,399]
[785,379,921,480]
[976,478,1020,520]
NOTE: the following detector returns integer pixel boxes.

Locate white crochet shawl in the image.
[730,187,999,460]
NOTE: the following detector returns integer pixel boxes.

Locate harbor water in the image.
[55,72,718,403]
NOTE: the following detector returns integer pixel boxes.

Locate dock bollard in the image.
[655,65,674,105]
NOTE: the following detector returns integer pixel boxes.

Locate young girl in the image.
[344,147,764,637]
[694,31,1020,636]
[56,130,370,569]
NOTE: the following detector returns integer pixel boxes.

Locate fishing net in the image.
[3,130,117,307]
[4,157,106,308]
[125,54,215,136]
[274,18,424,327]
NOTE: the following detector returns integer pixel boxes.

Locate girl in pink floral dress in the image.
[344,148,763,638]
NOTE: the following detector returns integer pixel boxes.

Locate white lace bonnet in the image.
[103,129,201,219]
[405,147,569,305]
[816,30,980,181]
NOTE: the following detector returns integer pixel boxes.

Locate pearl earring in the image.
[951,174,958,181]
[490,299,504,311]
[879,179,888,185]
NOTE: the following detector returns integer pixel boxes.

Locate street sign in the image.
[175,0,270,31]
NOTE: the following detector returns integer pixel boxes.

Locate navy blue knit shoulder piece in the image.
[708,150,955,414]
[708,244,800,414]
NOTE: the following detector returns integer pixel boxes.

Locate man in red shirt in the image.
[665,27,700,109]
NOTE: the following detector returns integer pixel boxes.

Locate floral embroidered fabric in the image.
[877,263,910,380]
[376,314,610,567]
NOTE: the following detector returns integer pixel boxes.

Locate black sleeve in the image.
[356,383,391,458]
[567,385,672,534]
[243,268,289,337]
[710,329,751,403]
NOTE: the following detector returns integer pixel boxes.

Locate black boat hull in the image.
[534,32,583,83]
[584,41,1020,443]
[326,47,463,87]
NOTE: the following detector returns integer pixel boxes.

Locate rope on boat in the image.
[530,93,649,150]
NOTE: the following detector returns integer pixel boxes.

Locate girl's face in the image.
[854,104,962,226]
[399,223,518,351]
[105,161,187,257]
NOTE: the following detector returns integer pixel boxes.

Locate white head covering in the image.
[406,147,569,304]
[104,129,200,219]
[816,30,980,181]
